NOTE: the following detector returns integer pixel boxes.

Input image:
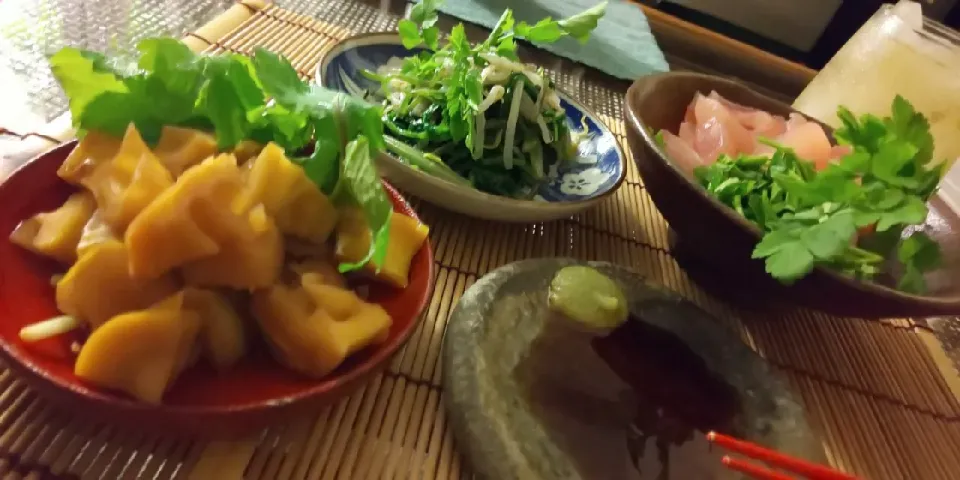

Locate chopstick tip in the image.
[706,430,718,442]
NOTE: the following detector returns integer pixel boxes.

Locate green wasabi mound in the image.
[547,266,628,334]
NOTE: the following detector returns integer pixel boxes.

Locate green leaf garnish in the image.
[515,18,565,44]
[50,38,393,272]
[334,136,393,272]
[556,2,608,43]
[400,0,606,53]
[689,95,944,293]
[374,1,606,198]
[399,0,443,49]
[897,231,941,294]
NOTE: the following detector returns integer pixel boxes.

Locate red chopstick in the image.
[706,431,860,480]
[722,456,794,480]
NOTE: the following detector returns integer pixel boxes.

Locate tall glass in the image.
[793,1,960,169]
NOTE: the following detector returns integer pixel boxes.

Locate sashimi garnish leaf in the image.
[686,95,944,292]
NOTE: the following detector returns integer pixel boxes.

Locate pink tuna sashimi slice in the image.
[660,130,705,175]
[691,96,755,162]
[775,115,834,171]
[753,138,850,170]
[678,121,697,146]
[737,111,787,138]
[829,145,853,161]
[707,91,786,138]
[753,143,777,158]
[682,93,701,125]
[668,91,845,172]
[784,112,809,131]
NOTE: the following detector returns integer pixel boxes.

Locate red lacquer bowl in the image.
[0,141,435,437]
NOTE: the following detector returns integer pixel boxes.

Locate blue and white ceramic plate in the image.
[317,33,626,223]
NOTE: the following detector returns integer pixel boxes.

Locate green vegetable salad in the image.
[689,96,944,294]
[50,38,391,272]
[363,0,607,197]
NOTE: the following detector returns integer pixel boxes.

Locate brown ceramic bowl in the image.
[0,141,435,437]
[623,72,960,319]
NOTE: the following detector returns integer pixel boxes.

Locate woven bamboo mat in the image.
[1,1,959,479]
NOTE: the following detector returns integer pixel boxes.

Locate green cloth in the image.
[423,0,669,80]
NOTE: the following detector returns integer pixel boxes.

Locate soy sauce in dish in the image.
[598,314,743,478]
[594,314,742,439]
[515,311,743,479]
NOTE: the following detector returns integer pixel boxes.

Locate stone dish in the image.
[442,258,825,480]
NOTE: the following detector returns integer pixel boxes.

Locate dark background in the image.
[647,0,960,70]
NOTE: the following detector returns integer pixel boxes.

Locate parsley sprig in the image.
[395,1,607,150]
[691,96,944,294]
[398,0,606,51]
[372,1,607,197]
[50,39,392,272]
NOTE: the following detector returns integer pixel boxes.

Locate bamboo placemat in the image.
[1,1,959,479]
